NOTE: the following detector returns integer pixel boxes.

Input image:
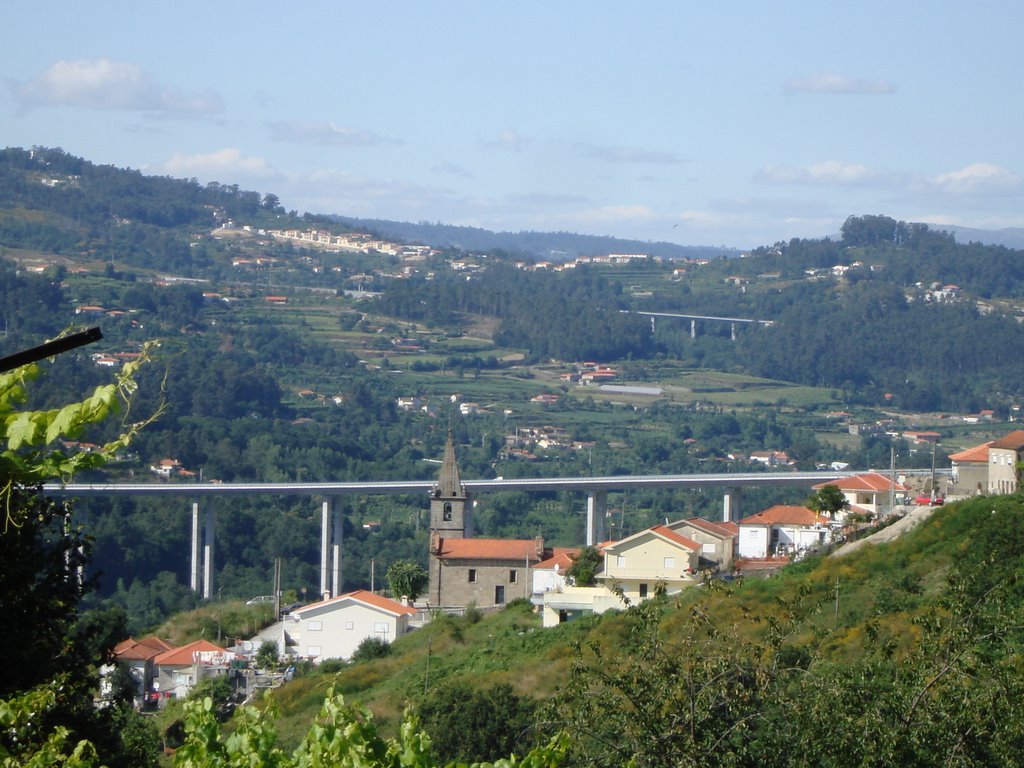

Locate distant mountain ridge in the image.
[329,216,741,262]
[936,225,1024,250]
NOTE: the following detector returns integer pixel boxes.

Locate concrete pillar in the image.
[586,490,607,546]
[690,319,697,339]
[723,488,741,523]
[190,500,201,593]
[331,497,343,598]
[320,498,331,598]
[650,316,656,332]
[730,322,737,341]
[202,504,215,600]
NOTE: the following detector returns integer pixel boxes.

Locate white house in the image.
[811,472,911,518]
[530,548,579,603]
[737,505,831,559]
[282,590,416,663]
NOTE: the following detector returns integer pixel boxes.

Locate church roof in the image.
[436,430,465,498]
[990,430,1024,450]
[436,537,542,562]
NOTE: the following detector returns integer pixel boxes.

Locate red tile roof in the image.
[296,589,417,616]
[533,548,580,571]
[650,525,700,550]
[153,639,228,667]
[812,472,909,492]
[680,517,739,538]
[436,537,541,562]
[740,505,829,526]
[606,525,699,552]
[990,430,1024,450]
[948,441,993,462]
[113,636,176,662]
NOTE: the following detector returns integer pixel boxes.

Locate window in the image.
[306,645,321,658]
[307,620,322,631]
[345,621,354,630]
[616,555,626,567]
[468,569,477,583]
[495,585,505,604]
[702,542,717,554]
[374,622,389,634]
[443,502,453,521]
[509,569,517,583]
[663,557,675,569]
[639,584,648,599]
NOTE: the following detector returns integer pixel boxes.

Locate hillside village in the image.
[101,426,1024,713]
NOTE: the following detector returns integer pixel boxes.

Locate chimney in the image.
[534,534,545,560]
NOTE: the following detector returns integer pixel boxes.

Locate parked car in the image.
[246,595,275,605]
[915,495,944,506]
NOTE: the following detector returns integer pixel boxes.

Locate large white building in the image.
[282,590,416,663]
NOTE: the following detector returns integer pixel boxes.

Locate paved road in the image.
[831,504,940,558]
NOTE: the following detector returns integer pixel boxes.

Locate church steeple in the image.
[437,430,465,499]
[429,430,471,538]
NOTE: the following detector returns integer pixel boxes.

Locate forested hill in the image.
[329,216,739,261]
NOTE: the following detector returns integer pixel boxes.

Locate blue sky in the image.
[4,2,1022,249]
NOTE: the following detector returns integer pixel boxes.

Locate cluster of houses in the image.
[421,434,911,629]
[949,429,1024,496]
[112,429,1024,707]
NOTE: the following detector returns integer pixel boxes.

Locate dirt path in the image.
[830,505,939,558]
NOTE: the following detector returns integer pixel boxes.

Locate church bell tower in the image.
[430,430,472,538]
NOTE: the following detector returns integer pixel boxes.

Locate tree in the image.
[418,682,540,764]
[566,546,602,587]
[172,685,567,768]
[387,559,429,602]
[0,339,161,767]
[807,484,847,518]
[352,636,391,662]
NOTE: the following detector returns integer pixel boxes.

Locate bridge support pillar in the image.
[730,322,737,341]
[723,488,741,523]
[320,497,344,599]
[320,499,331,598]
[202,505,215,600]
[332,498,343,598]
[190,500,201,593]
[586,491,607,546]
[690,319,697,339]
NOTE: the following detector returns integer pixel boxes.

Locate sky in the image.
[4,1,1023,249]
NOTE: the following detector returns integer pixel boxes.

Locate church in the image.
[427,432,548,609]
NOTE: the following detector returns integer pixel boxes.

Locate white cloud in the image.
[755,161,890,186]
[556,204,657,226]
[932,162,1019,193]
[572,143,684,164]
[431,161,475,178]
[160,148,280,181]
[13,58,223,115]
[481,129,529,152]
[267,121,396,147]
[784,71,896,94]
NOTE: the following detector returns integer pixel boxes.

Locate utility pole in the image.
[930,441,938,501]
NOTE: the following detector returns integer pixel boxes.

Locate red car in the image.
[915,495,944,506]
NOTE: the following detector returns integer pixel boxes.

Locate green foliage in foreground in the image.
[173,688,567,768]
[547,496,1024,767]
[0,346,162,768]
